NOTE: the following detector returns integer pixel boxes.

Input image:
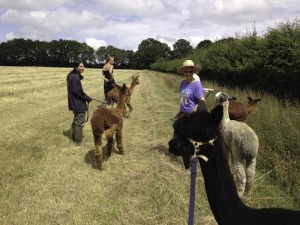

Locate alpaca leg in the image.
[245,157,257,195]
[105,124,118,156]
[126,102,133,118]
[106,137,113,156]
[93,131,103,170]
[232,154,246,196]
[115,127,124,155]
[123,105,127,118]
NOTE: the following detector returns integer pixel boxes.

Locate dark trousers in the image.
[72,112,87,128]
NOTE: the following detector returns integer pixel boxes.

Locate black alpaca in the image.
[168,105,300,225]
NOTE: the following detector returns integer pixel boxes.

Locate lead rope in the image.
[188,154,198,225]
[187,137,217,225]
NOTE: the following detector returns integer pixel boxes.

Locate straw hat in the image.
[177,60,201,74]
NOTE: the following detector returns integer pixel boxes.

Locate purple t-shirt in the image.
[180,80,204,113]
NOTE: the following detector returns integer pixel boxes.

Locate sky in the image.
[0,0,299,51]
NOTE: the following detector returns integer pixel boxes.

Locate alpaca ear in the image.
[122,83,127,91]
[209,105,223,128]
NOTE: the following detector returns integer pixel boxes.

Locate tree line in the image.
[1,19,299,100]
[151,19,300,101]
[0,37,200,69]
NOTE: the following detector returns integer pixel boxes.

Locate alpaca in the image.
[216,92,259,196]
[229,96,262,122]
[91,83,130,170]
[107,74,139,118]
[210,96,261,122]
[168,106,300,225]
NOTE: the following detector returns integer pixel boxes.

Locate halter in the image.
[186,136,217,225]
[187,137,217,162]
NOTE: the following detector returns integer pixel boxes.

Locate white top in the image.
[193,73,200,82]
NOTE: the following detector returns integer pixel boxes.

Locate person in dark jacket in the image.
[67,61,93,146]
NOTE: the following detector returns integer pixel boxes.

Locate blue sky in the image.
[0,0,299,51]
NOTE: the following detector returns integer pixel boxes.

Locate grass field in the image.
[0,66,299,225]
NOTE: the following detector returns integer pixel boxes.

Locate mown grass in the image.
[0,67,299,225]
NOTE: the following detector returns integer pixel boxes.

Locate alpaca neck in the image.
[129,82,137,94]
[247,102,257,114]
[199,134,300,225]
[220,100,230,127]
[115,93,127,116]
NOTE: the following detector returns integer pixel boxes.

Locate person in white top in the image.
[193,73,200,82]
[192,63,201,82]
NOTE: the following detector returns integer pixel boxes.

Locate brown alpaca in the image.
[107,75,139,118]
[211,96,262,122]
[229,96,262,122]
[91,83,130,170]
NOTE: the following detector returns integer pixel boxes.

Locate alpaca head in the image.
[247,96,262,104]
[215,92,237,104]
[168,105,223,168]
[132,75,140,85]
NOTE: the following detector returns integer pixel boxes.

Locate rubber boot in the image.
[74,126,84,146]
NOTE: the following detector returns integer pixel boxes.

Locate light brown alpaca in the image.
[91,83,130,170]
[107,75,139,118]
[228,96,262,122]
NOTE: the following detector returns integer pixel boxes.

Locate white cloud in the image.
[0,0,299,50]
[93,0,166,16]
[29,11,47,19]
[0,0,72,10]
[86,38,107,50]
[5,32,15,40]
[189,0,272,25]
[1,8,106,41]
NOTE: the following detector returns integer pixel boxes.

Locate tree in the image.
[196,39,213,50]
[135,38,171,69]
[95,46,108,64]
[172,39,193,59]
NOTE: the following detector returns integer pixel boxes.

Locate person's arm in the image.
[100,74,108,82]
[195,81,207,111]
[70,76,92,102]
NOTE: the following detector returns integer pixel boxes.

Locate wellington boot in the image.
[74,127,84,147]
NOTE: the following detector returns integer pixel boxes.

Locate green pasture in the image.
[0,66,299,225]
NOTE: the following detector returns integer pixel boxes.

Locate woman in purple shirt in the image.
[173,59,208,168]
[176,59,207,118]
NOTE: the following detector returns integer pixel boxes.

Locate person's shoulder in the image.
[180,79,187,85]
[68,72,76,78]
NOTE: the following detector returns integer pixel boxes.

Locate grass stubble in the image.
[0,67,299,225]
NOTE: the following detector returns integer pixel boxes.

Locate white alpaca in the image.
[215,92,259,196]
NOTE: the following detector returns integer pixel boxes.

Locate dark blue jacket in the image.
[67,72,92,112]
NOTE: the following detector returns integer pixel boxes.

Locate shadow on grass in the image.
[84,145,120,170]
[148,145,169,154]
[148,144,184,167]
[62,129,71,139]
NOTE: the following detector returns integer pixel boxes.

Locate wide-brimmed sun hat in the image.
[177,60,201,74]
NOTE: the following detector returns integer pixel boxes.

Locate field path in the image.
[0,68,216,225]
[1,67,297,225]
